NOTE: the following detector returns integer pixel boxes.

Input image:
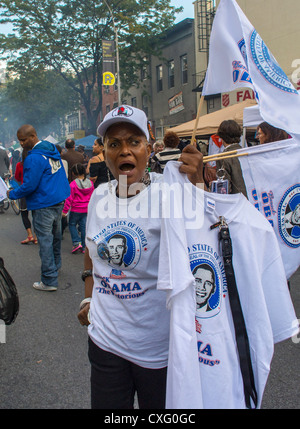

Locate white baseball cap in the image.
[97,105,150,141]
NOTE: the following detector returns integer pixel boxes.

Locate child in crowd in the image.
[62,163,94,253]
[14,148,38,245]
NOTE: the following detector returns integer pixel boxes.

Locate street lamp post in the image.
[103,0,122,106]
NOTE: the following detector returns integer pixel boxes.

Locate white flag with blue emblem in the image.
[202,0,300,135]
[238,139,300,280]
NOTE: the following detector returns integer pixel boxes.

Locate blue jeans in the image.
[32,203,63,286]
[68,211,87,249]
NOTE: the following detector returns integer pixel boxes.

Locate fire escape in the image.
[193,0,216,93]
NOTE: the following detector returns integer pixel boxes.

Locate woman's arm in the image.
[77,247,94,326]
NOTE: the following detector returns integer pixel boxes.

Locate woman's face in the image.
[155,144,164,154]
[103,122,151,191]
[93,140,103,154]
[256,127,267,144]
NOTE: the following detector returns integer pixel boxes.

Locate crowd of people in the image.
[1,106,296,410]
[204,119,290,193]
[1,127,208,246]
[1,126,204,292]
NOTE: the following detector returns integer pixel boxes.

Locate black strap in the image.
[218,220,258,409]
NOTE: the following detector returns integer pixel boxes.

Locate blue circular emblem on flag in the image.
[250,30,298,94]
[278,184,300,248]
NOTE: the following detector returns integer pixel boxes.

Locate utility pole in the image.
[103,0,121,106]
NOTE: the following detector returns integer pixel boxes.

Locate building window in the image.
[180,55,188,84]
[114,73,118,92]
[155,126,164,139]
[156,65,163,92]
[168,60,175,89]
[67,114,79,133]
[208,97,215,111]
[142,94,148,117]
[141,56,148,81]
[131,97,137,107]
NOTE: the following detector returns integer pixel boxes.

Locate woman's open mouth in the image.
[119,162,135,173]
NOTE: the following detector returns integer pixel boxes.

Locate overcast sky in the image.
[170,0,195,23]
[0,2,196,34]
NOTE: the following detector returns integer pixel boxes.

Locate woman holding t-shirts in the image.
[77,105,204,409]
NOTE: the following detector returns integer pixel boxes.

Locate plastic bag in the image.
[0,257,19,325]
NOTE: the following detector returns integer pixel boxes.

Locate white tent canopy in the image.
[243,105,263,128]
[243,90,300,129]
[45,135,58,144]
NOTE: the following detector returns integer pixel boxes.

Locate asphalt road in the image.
[0,208,90,409]
[0,207,299,409]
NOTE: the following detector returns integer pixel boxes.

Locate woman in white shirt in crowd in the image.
[77,105,204,409]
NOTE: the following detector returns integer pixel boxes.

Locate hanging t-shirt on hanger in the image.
[157,161,298,409]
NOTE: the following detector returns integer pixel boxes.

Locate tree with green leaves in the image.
[0,66,79,142]
[0,0,182,135]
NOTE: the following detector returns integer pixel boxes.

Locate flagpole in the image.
[203,152,249,164]
[191,95,205,146]
[203,140,296,163]
[204,149,239,160]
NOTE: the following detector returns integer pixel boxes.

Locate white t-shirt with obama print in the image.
[157,162,298,409]
[86,172,170,369]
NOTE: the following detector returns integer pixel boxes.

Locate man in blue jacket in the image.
[8,125,70,291]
